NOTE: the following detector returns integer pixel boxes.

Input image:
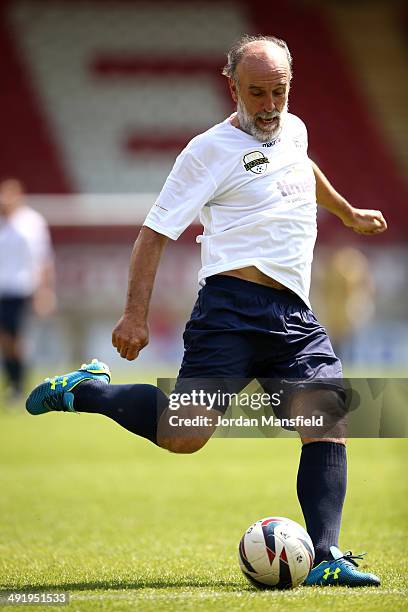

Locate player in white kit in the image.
[27,35,386,586]
[0,178,55,400]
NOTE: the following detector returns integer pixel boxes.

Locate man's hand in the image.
[311,161,388,236]
[341,207,387,235]
[112,315,149,360]
[112,227,168,361]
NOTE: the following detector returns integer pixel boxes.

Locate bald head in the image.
[222,35,293,85]
[235,41,291,94]
[237,41,291,83]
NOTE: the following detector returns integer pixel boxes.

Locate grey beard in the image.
[236,98,288,142]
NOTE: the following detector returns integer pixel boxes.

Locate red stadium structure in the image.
[1,0,407,368]
[1,0,407,238]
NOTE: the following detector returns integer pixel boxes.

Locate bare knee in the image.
[291,388,348,441]
[156,405,219,453]
[157,436,210,454]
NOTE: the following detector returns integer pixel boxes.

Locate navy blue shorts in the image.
[0,296,30,337]
[175,275,342,414]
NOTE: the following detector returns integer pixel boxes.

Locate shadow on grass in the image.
[1,578,247,592]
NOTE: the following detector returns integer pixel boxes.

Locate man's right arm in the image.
[112,140,215,360]
[112,226,168,360]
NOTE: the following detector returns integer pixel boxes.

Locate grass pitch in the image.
[0,373,407,611]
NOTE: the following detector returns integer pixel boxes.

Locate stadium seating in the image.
[3,1,244,193]
[1,0,407,239]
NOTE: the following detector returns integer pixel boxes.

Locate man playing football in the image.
[26,35,386,587]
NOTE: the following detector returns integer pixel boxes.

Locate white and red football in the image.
[238,516,315,589]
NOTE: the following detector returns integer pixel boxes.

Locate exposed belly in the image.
[216,266,290,291]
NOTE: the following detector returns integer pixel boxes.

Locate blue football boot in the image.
[26,359,111,415]
[304,546,380,587]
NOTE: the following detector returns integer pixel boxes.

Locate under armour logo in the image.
[50,377,68,390]
[323,567,341,580]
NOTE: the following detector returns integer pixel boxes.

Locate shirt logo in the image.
[293,137,304,149]
[243,151,269,175]
[262,138,281,147]
[276,167,315,198]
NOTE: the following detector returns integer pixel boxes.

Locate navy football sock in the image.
[72,381,169,445]
[297,441,347,566]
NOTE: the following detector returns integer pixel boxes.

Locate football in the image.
[238,516,315,589]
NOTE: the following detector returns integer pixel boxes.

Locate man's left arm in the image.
[311,160,387,235]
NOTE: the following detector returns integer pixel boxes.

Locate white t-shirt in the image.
[143,113,317,307]
[0,206,53,297]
